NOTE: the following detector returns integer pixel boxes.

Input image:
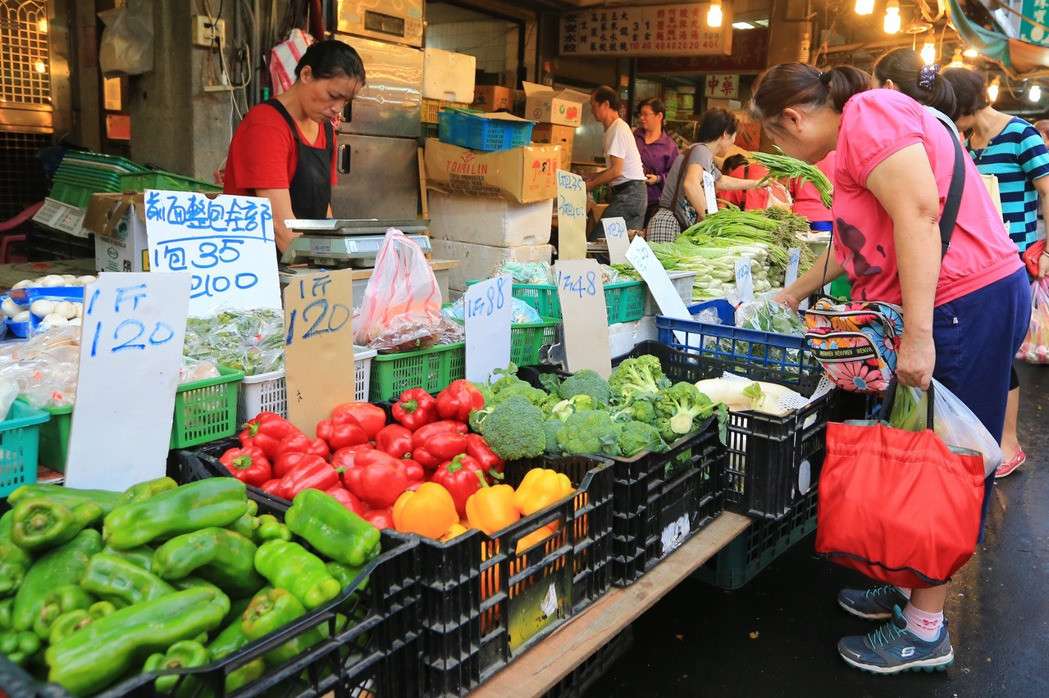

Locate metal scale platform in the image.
[282,219,431,268]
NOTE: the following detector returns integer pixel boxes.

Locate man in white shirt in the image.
[583,85,648,233]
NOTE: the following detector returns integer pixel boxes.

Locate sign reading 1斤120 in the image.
[560,3,733,57]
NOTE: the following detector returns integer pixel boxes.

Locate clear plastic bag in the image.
[0,377,18,421]
[735,299,806,336]
[354,229,443,349]
[97,5,154,78]
[1016,278,1049,364]
[889,378,1004,477]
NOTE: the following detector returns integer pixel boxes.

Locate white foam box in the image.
[428,192,553,247]
[643,271,696,315]
[609,316,658,359]
[431,238,553,292]
[423,48,476,102]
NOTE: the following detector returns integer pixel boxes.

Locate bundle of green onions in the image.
[749,150,834,209]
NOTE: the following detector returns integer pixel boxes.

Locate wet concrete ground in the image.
[586,361,1049,697]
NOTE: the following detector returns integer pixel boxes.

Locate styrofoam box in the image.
[431,238,553,292]
[643,271,697,315]
[609,316,657,359]
[423,48,476,102]
[428,192,553,248]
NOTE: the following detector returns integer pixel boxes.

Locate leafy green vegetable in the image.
[749,149,834,208]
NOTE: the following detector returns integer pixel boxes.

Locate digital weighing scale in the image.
[282,219,431,268]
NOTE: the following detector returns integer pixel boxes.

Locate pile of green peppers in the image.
[0,478,382,696]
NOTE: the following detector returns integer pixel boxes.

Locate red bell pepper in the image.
[431,454,486,518]
[325,487,364,515]
[331,402,387,440]
[421,431,469,462]
[239,412,298,459]
[465,434,504,475]
[401,458,424,485]
[260,479,283,496]
[375,424,413,459]
[411,421,468,451]
[272,451,310,479]
[362,508,394,530]
[218,445,272,487]
[276,432,330,460]
[276,455,340,499]
[392,389,439,431]
[316,418,369,451]
[436,380,486,422]
[346,450,410,509]
[330,443,375,470]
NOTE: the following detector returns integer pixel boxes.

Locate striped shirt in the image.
[965,117,1049,251]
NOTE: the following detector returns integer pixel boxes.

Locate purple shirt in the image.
[633,128,680,204]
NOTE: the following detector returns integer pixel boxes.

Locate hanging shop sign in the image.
[703,74,739,99]
[1019,0,1049,46]
[559,3,733,57]
[637,27,768,74]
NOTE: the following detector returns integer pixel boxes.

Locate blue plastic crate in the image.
[438,109,534,151]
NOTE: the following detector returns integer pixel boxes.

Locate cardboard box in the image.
[423,48,476,102]
[530,123,576,169]
[83,192,150,273]
[430,238,553,292]
[424,138,561,204]
[428,192,553,247]
[523,82,590,127]
[472,85,514,112]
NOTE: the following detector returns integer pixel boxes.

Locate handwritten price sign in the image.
[145,190,282,315]
[785,247,801,288]
[66,273,190,491]
[555,259,611,377]
[465,275,512,382]
[734,257,754,302]
[601,217,630,265]
[557,170,588,260]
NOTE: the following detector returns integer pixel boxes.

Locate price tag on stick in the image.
[784,247,801,288]
[554,259,612,378]
[735,257,755,302]
[284,269,356,438]
[626,236,692,345]
[557,170,588,260]
[464,275,513,383]
[702,171,718,215]
[146,190,282,316]
[65,272,190,490]
[602,217,630,265]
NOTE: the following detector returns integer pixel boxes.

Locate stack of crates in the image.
[49,152,144,207]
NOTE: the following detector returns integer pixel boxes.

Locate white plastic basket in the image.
[236,347,378,422]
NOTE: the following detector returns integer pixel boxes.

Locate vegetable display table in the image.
[0,258,96,293]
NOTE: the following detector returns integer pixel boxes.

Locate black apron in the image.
[265,99,334,220]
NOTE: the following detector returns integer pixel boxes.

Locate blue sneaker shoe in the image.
[838,585,909,620]
[838,606,954,675]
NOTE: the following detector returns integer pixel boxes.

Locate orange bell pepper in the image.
[512,468,573,516]
[440,522,469,543]
[465,480,520,535]
[392,483,458,539]
[515,527,552,554]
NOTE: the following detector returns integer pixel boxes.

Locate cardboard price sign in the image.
[785,247,801,288]
[283,269,356,437]
[554,259,611,378]
[601,217,630,265]
[66,272,190,490]
[734,257,754,302]
[557,170,588,260]
[464,275,513,383]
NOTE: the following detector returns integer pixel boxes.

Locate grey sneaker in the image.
[838,606,954,674]
[838,585,909,620]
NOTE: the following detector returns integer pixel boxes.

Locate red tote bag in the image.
[815,383,986,588]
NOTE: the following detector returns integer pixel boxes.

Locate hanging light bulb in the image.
[921,41,937,65]
[855,0,875,15]
[948,48,964,69]
[884,0,901,34]
[1030,84,1042,102]
[988,77,1000,103]
[34,61,45,74]
[37,18,48,33]
[963,48,979,58]
[707,0,723,28]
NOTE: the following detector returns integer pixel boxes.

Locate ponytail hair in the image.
[751,63,871,128]
[874,48,957,119]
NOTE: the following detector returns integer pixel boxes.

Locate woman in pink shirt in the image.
[753,63,1028,676]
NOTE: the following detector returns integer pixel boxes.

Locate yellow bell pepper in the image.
[392,483,459,539]
[465,482,520,535]
[512,468,573,516]
[515,527,552,554]
[440,522,469,542]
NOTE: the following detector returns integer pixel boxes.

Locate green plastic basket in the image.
[35,403,72,475]
[119,171,222,193]
[511,281,646,324]
[510,318,558,366]
[0,402,50,497]
[368,343,466,402]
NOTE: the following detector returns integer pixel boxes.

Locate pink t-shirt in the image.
[833,90,1022,306]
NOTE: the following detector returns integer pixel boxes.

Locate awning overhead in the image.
[948,0,1049,76]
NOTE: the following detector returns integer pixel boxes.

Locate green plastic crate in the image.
[0,402,50,497]
[369,343,466,402]
[511,280,646,324]
[119,171,222,193]
[510,318,558,366]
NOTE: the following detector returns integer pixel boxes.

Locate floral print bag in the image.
[804,299,904,393]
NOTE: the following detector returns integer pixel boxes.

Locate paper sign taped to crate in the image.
[65,272,190,490]
[557,170,587,260]
[602,217,630,265]
[464,275,513,383]
[555,259,612,377]
[283,269,356,438]
[144,190,281,315]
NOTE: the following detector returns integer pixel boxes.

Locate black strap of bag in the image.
[669,143,706,230]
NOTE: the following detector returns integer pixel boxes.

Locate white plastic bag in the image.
[98,4,154,78]
[1016,278,1049,364]
[269,29,313,97]
[889,378,1004,477]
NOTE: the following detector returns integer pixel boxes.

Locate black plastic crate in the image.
[186,437,296,511]
[387,455,614,697]
[542,626,633,698]
[0,454,423,698]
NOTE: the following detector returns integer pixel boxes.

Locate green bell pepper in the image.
[285,489,381,567]
[225,657,266,693]
[114,476,178,508]
[240,587,324,666]
[206,616,251,660]
[0,511,33,597]
[153,527,264,598]
[0,628,41,666]
[12,529,101,631]
[10,496,103,552]
[101,544,155,571]
[325,561,368,592]
[0,598,13,628]
[255,514,291,542]
[142,639,210,695]
[103,479,250,549]
[81,553,176,606]
[47,602,116,645]
[254,540,341,610]
[226,511,259,541]
[45,586,229,696]
[32,584,95,640]
[7,484,122,515]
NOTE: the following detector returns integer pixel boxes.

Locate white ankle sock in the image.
[902,603,944,641]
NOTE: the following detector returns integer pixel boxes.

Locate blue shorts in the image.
[931,267,1030,541]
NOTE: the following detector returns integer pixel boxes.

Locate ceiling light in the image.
[920,41,936,65]
[963,48,979,58]
[34,61,45,73]
[855,0,875,15]
[732,22,754,30]
[988,77,1000,103]
[948,48,964,69]
[707,0,723,28]
[37,19,48,33]
[1030,84,1042,102]
[884,1,901,34]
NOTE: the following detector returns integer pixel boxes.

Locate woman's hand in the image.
[1038,252,1049,279]
[895,331,936,389]
[645,174,659,185]
[773,288,803,312]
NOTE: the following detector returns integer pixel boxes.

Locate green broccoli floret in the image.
[608,355,670,403]
[556,410,622,457]
[489,380,550,408]
[481,395,547,461]
[558,369,611,406]
[488,363,523,393]
[550,394,596,422]
[611,395,658,425]
[543,418,564,453]
[654,381,716,443]
[472,381,495,406]
[618,420,666,458]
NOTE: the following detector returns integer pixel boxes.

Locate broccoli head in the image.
[611,395,658,425]
[556,410,622,457]
[489,379,550,408]
[543,418,564,453]
[654,381,715,443]
[618,420,666,458]
[608,355,670,403]
[558,369,611,406]
[481,394,547,461]
[550,394,596,422]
